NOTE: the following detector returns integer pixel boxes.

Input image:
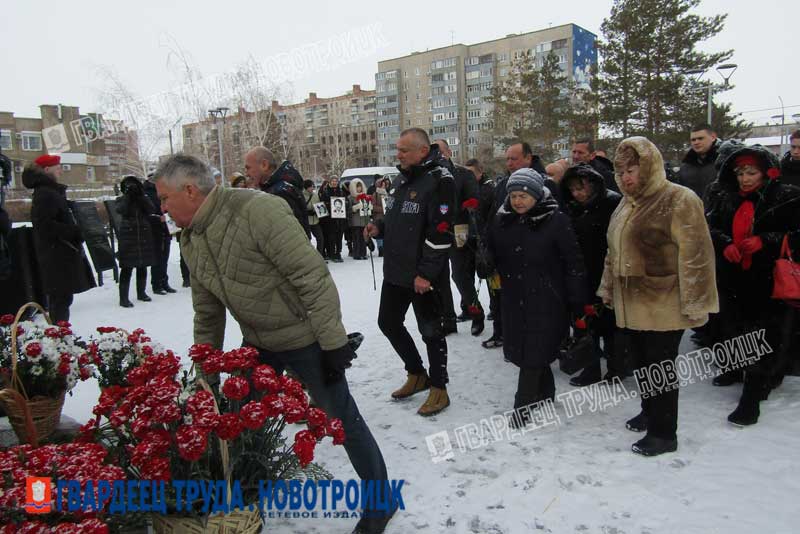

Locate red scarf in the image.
[732,188,760,270]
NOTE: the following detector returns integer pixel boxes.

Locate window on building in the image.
[497,52,508,62]
[465,56,479,66]
[467,110,481,119]
[0,129,11,150]
[446,71,457,81]
[416,80,421,88]
[466,70,480,80]
[370,131,376,139]
[21,132,42,151]
[87,166,96,182]
[444,84,457,94]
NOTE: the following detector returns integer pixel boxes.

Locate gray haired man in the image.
[155,154,396,533]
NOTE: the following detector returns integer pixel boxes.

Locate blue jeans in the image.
[253,343,389,484]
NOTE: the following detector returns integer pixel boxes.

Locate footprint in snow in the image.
[669,458,688,468]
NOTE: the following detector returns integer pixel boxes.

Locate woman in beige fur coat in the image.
[598,136,718,457]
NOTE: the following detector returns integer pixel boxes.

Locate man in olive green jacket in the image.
[154,154,394,534]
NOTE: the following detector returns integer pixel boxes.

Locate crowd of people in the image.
[5,127,797,533]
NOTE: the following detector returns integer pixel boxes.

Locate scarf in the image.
[732,186,762,270]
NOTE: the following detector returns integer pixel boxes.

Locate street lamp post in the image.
[685,63,738,126]
[208,107,230,184]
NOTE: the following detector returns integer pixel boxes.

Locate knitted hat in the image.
[506,168,545,200]
[34,154,60,168]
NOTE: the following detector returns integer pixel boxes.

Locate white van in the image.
[340,166,399,190]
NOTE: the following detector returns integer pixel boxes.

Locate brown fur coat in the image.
[598,137,719,331]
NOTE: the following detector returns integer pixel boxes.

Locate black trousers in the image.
[177,233,190,284]
[48,293,73,323]
[150,233,171,290]
[309,224,325,256]
[350,227,366,258]
[450,245,483,316]
[624,329,684,440]
[119,267,148,299]
[377,281,449,388]
[438,260,457,324]
[322,220,342,258]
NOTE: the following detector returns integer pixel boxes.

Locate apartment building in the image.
[0,104,138,187]
[375,23,597,165]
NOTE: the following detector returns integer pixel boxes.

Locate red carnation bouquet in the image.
[87,326,163,388]
[82,343,344,514]
[0,442,128,532]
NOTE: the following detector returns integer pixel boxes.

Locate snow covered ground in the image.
[57,247,800,534]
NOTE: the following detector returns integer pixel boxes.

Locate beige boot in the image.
[391,372,430,399]
[417,386,450,416]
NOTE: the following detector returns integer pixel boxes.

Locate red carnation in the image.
[188,343,217,363]
[79,366,92,380]
[306,407,327,428]
[462,198,479,210]
[58,362,71,376]
[767,167,781,180]
[293,430,317,467]
[240,401,269,430]
[216,413,244,440]
[436,221,450,233]
[139,456,171,481]
[327,418,346,445]
[280,375,306,400]
[186,390,216,415]
[252,364,279,391]
[262,394,285,417]
[467,305,482,317]
[192,410,220,431]
[56,320,71,328]
[176,425,208,461]
[575,318,587,329]
[282,396,307,424]
[583,304,598,317]
[202,353,226,374]
[1,314,15,325]
[45,327,61,338]
[25,342,42,357]
[222,376,250,400]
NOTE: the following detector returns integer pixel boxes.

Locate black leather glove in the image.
[321,344,357,385]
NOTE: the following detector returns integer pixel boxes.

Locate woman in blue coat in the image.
[487,168,587,426]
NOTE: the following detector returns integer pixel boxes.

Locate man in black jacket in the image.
[143,173,176,295]
[433,139,483,336]
[365,128,455,417]
[780,130,800,187]
[560,164,625,386]
[571,138,617,193]
[244,147,310,236]
[678,124,720,200]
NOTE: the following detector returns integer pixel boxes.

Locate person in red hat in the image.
[707,144,800,426]
[22,154,95,322]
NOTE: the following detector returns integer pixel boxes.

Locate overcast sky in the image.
[2,0,796,128]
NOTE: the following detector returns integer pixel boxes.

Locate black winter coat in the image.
[319,184,348,229]
[560,164,622,295]
[780,152,800,188]
[488,197,587,368]
[261,161,310,236]
[377,145,455,288]
[679,139,720,200]
[142,179,170,242]
[707,146,800,317]
[115,179,159,269]
[442,161,478,227]
[22,166,95,296]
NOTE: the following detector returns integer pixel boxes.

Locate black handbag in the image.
[558,333,600,375]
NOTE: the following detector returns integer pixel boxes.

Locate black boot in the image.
[626,412,648,432]
[136,268,151,301]
[163,284,177,293]
[471,317,485,336]
[713,369,744,387]
[631,435,678,456]
[456,311,471,323]
[152,288,167,295]
[119,269,134,308]
[481,334,503,349]
[728,373,766,427]
[570,362,602,387]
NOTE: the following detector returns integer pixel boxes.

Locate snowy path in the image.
[60,247,800,534]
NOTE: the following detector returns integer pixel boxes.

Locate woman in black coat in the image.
[116,175,158,307]
[487,168,587,427]
[560,164,624,386]
[22,160,95,322]
[319,177,347,262]
[706,145,800,426]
